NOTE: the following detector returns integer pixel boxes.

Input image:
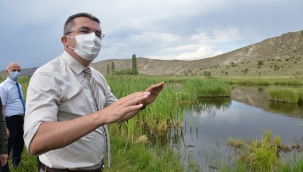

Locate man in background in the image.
[0,62,25,172]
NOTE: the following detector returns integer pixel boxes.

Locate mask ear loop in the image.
[66,35,76,50]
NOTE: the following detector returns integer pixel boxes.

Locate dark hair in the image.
[64,12,100,35]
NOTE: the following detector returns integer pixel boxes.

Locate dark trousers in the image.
[38,156,41,171]
[1,115,24,172]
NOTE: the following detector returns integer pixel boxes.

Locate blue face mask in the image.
[9,71,21,81]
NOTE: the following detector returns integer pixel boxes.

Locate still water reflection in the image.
[178,86,303,170]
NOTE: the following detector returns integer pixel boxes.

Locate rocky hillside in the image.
[2,30,302,76]
[92,30,303,76]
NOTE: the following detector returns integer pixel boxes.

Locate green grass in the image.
[268,86,303,104]
[105,126,186,172]
[184,78,231,97]
[6,148,38,172]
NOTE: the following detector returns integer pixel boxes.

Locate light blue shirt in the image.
[0,77,25,117]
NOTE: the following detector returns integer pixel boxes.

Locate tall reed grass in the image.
[222,130,303,172]
[268,86,303,104]
[184,78,231,97]
[107,76,232,140]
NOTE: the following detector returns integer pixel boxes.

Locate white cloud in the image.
[174,46,224,60]
[149,46,223,60]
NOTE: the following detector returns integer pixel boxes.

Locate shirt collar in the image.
[61,51,87,75]
[6,77,17,84]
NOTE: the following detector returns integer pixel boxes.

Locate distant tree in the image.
[111,62,115,74]
[107,64,110,75]
[132,54,139,75]
[258,60,264,65]
[230,62,237,67]
[203,71,211,78]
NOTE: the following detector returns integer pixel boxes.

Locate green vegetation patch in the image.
[221,130,303,172]
[106,127,185,172]
[268,87,303,104]
[184,78,231,97]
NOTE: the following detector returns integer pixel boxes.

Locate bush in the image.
[114,68,134,75]
[258,60,264,65]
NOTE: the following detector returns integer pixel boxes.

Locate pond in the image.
[162,85,303,171]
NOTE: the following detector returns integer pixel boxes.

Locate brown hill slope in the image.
[92,30,303,76]
[2,30,302,77]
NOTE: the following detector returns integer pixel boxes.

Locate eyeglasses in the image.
[65,26,105,39]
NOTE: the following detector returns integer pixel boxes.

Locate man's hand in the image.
[101,91,151,124]
[0,154,8,166]
[142,82,164,105]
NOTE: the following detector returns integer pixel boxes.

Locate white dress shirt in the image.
[24,51,117,169]
[0,77,25,116]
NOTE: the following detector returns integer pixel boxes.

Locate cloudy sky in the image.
[0,0,302,70]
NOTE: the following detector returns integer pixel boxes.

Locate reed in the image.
[223,130,293,172]
[184,78,231,97]
[277,153,303,172]
[268,86,301,103]
[106,75,202,139]
[228,137,244,148]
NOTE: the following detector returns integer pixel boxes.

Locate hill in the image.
[2,30,303,77]
[92,30,303,77]
[0,67,38,77]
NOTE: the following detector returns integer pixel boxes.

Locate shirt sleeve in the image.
[23,72,63,154]
[104,84,118,108]
[93,70,117,107]
[0,86,7,106]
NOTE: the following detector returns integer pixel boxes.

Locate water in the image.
[175,86,303,171]
[183,100,303,168]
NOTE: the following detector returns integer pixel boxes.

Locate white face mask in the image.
[67,32,102,61]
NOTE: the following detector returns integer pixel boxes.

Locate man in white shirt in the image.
[24,12,164,172]
[0,62,25,172]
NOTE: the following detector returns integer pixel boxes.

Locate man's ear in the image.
[61,36,68,47]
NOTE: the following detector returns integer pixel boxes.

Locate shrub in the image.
[258,60,264,65]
